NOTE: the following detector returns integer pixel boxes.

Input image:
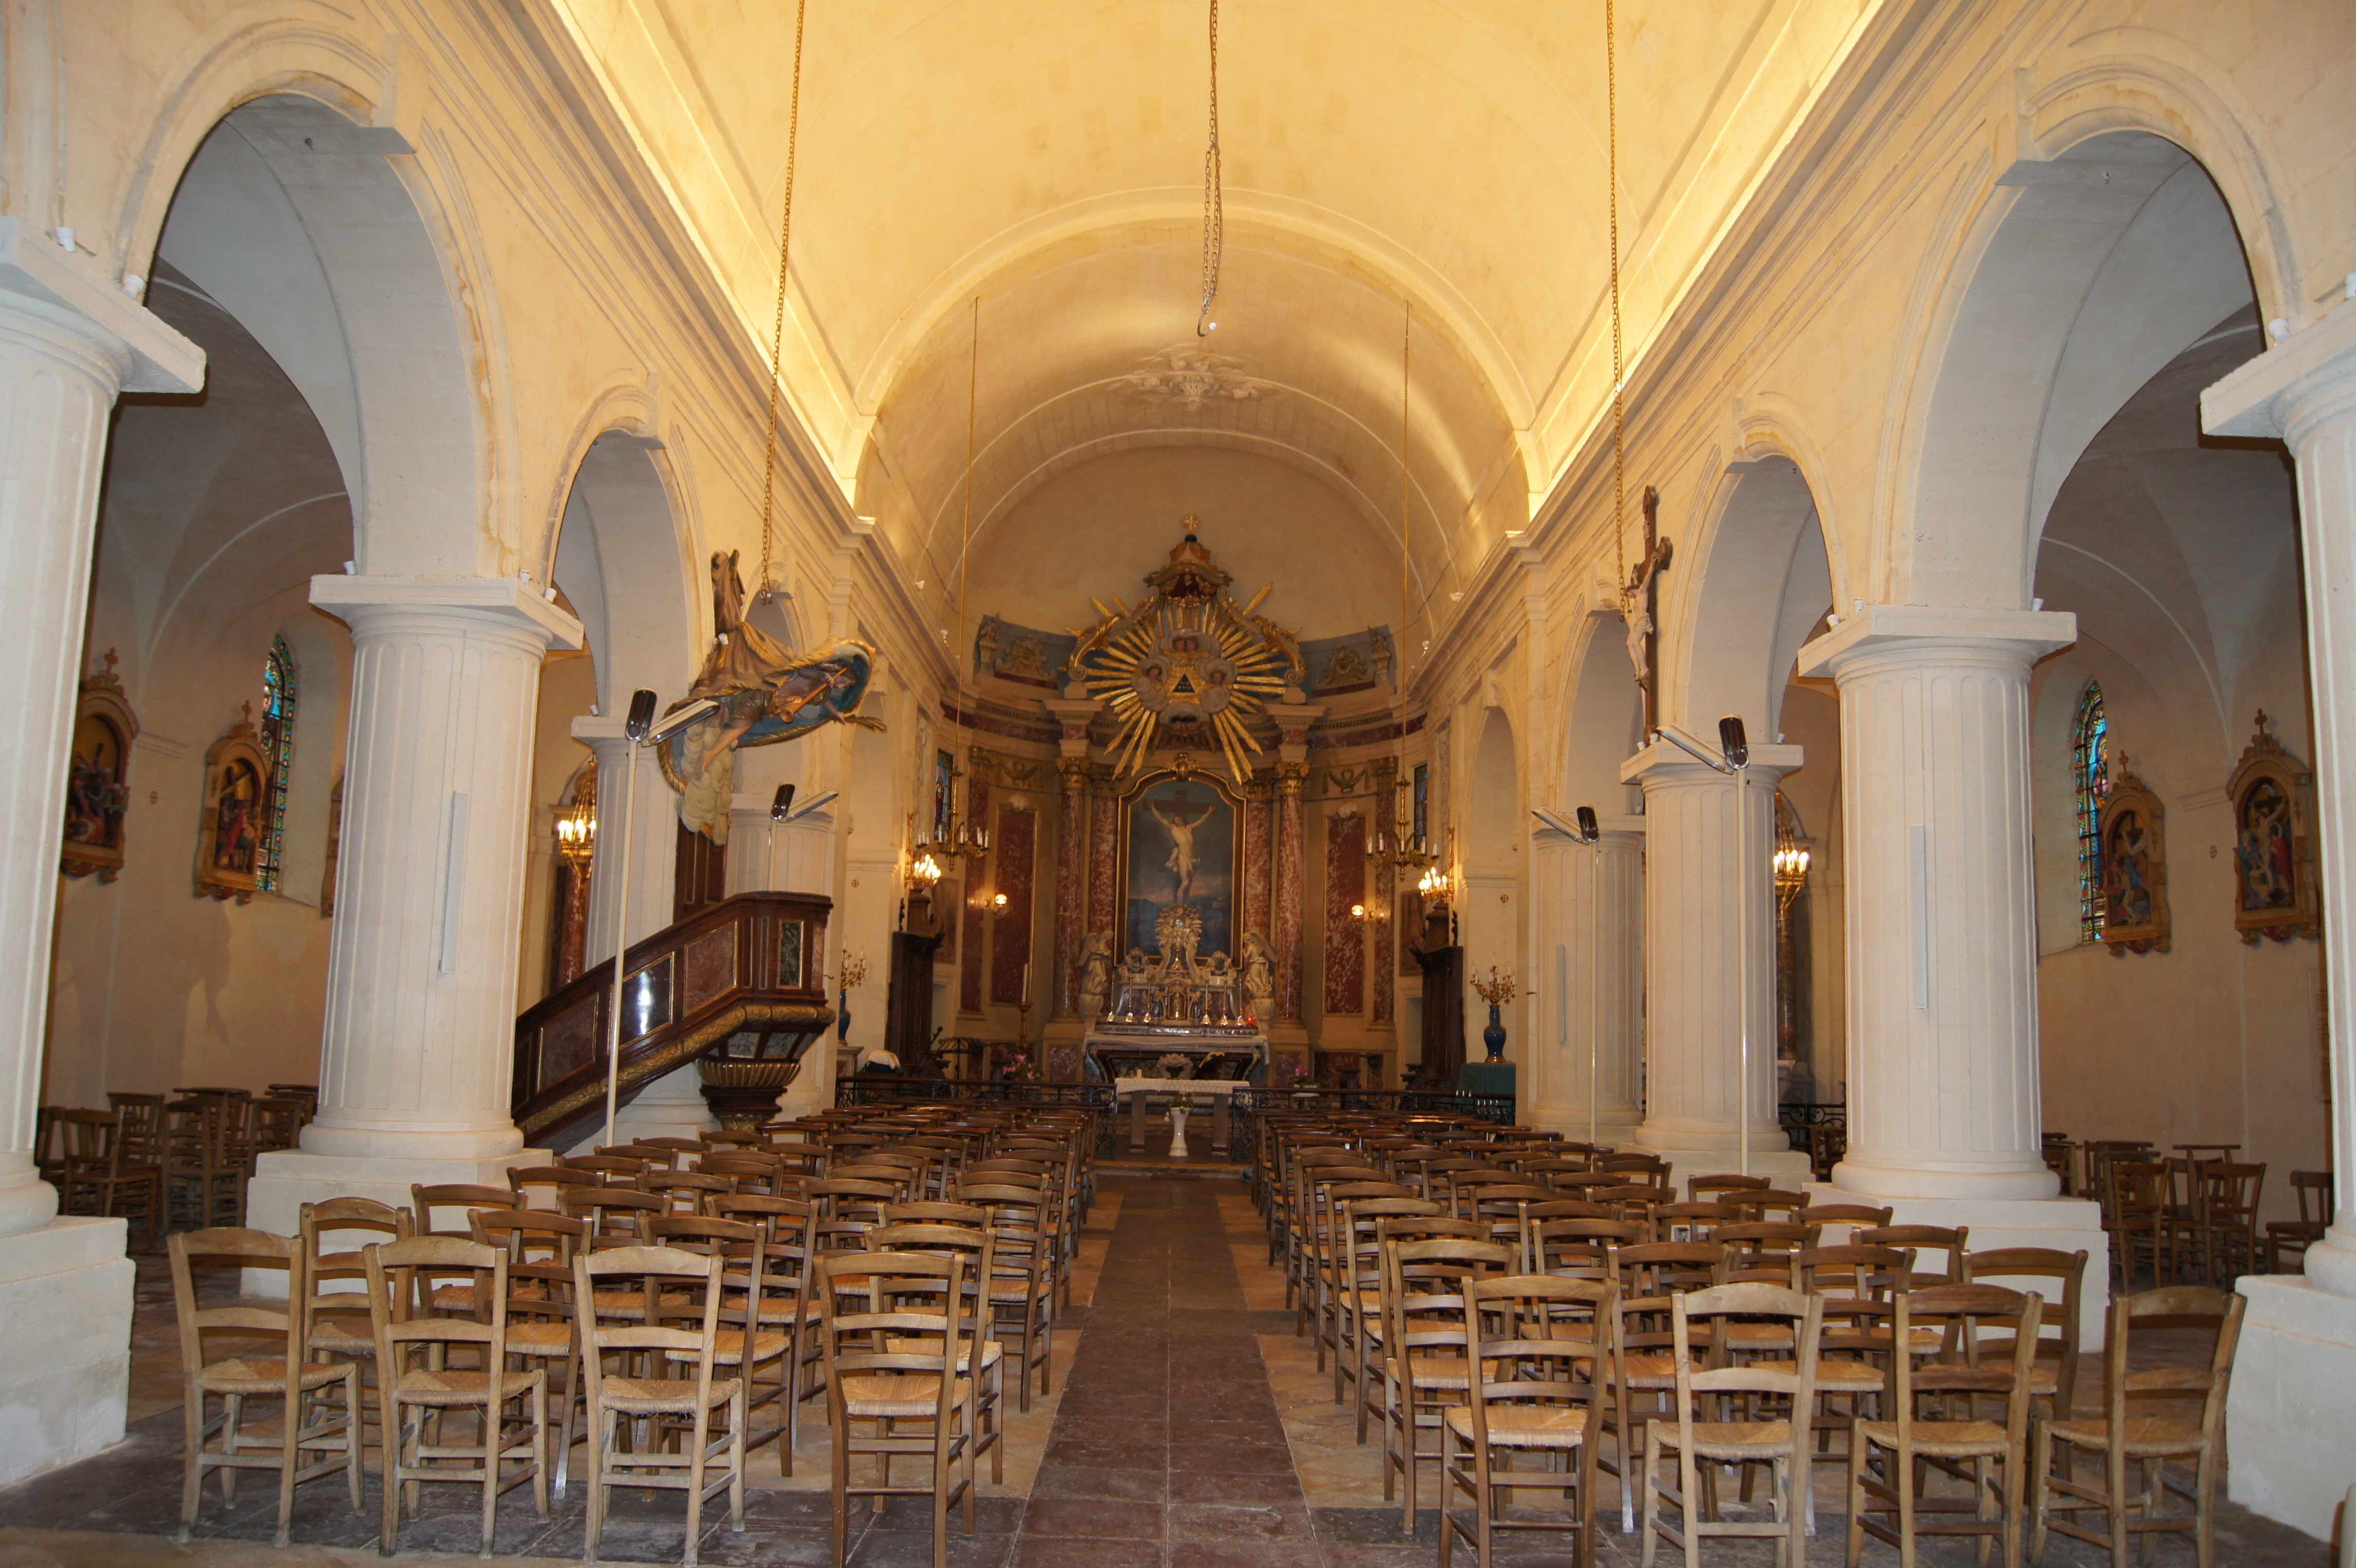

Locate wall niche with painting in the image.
[62,653,139,884]
[2097,760,2168,955]
[2227,711,2321,945]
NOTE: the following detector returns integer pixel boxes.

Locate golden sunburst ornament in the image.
[1073,524,1298,780]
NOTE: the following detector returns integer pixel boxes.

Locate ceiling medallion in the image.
[1072,523,1301,780]
[1118,345,1277,411]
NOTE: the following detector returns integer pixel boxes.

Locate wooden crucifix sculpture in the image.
[1623,485,1672,738]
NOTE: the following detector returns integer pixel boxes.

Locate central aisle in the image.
[1019,1177,1319,1555]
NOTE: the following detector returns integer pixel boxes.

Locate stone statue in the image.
[1242,930,1275,1019]
[1077,932,1112,1021]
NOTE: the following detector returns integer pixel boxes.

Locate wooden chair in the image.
[169,1227,363,1545]
[1598,1239,1723,1533]
[1846,1283,2045,1568]
[1353,1216,1485,1445]
[2266,1170,2334,1272]
[561,1184,668,1248]
[163,1096,245,1229]
[2031,1286,2247,1568]
[53,1107,163,1249]
[575,1244,747,1566]
[1439,1275,1614,1568]
[1856,1223,1969,1288]
[1960,1246,2089,1422]
[1642,1282,1821,1568]
[248,1096,311,1162]
[643,1170,736,1216]
[1792,1244,1916,1500]
[107,1090,166,1163]
[817,1249,979,1568]
[869,1211,1004,1485]
[2186,1161,2265,1284]
[300,1197,410,1384]
[473,1207,590,1495]
[1686,1172,1769,1203]
[1802,1202,1895,1233]
[507,1164,600,1208]
[366,1236,548,1554]
[715,1194,826,1474]
[1324,1195,1443,1413]
[1379,1234,1514,1532]
[951,1180,1056,1411]
[2108,1162,2176,1286]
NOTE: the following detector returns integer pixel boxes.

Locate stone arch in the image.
[1664,456,1834,741]
[549,432,703,711]
[1560,612,1644,819]
[1892,127,2263,610]
[129,84,485,575]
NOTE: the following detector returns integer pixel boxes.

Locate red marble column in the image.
[1275,761,1307,1022]
[1053,757,1087,1015]
[1086,767,1120,952]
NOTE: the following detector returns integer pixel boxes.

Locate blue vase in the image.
[1482,1003,1506,1062]
[837,987,852,1045]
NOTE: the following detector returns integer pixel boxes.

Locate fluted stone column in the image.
[1795,609,2106,1343]
[1527,820,1644,1141]
[0,221,201,1483]
[2204,307,2356,1538]
[248,578,581,1220]
[1619,742,1812,1180]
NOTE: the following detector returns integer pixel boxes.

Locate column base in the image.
[1832,1152,2060,1202]
[1521,1106,1644,1146]
[247,1147,544,1288]
[0,1216,134,1484]
[1632,1129,1815,1186]
[2228,1274,2356,1541]
[1804,1184,2110,1345]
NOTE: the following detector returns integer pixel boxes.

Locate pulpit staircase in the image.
[511,890,835,1149]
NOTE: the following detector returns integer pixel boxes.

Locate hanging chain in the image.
[1399,300,1413,828]
[1606,0,1626,610]
[956,296,979,676]
[755,0,810,605]
[1196,0,1223,335]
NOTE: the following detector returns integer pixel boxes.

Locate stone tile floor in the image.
[0,1173,2329,1566]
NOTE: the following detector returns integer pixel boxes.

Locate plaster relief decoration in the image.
[2097,759,2169,955]
[2227,711,2321,945]
[1124,772,1239,964]
[1116,345,1278,410]
[973,616,1073,689]
[63,650,138,883]
[1071,523,1301,778]
[194,704,270,904]
[659,551,883,844]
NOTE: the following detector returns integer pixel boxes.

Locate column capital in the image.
[0,218,202,393]
[1040,699,1100,756]
[1797,605,2075,682]
[310,574,584,652]
[2204,302,2356,446]
[1619,739,1803,788]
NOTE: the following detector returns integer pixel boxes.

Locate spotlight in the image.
[771,785,795,822]
[1575,805,1599,843]
[623,688,658,742]
[1718,715,1750,769]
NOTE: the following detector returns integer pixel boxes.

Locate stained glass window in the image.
[1412,763,1429,843]
[2073,681,2107,943]
[258,635,297,893]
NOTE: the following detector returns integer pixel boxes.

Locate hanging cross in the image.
[1624,485,1672,737]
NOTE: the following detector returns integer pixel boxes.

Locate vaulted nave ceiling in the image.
[553,0,1880,633]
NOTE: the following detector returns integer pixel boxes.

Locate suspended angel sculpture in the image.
[658,551,884,844]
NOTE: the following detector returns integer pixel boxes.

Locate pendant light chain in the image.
[1196,0,1223,336]
[1606,0,1627,610]
[755,0,810,604]
[956,296,979,680]
[1399,300,1414,836]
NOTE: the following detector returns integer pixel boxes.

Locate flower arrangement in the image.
[838,949,869,990]
[1288,1068,1316,1089]
[999,1050,1037,1082]
[1471,966,1517,1008]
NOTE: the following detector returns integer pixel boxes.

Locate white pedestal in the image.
[1804,1183,2109,1346]
[0,1216,134,1484]
[2228,1276,2356,1541]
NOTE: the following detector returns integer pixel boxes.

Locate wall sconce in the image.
[1349,903,1365,919]
[992,891,1009,908]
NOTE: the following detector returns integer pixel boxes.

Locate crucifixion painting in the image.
[1124,776,1236,962]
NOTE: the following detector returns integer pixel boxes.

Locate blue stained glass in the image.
[258,636,297,893]
[2073,682,2107,943]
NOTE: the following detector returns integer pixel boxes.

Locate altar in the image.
[1110,1075,1248,1155]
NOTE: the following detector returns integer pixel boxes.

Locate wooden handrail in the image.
[512,890,834,1147]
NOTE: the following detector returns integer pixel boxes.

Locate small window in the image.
[1412,763,1430,842]
[258,635,298,893]
[2072,681,2108,943]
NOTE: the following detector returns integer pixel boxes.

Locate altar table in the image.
[1112,1075,1248,1155]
